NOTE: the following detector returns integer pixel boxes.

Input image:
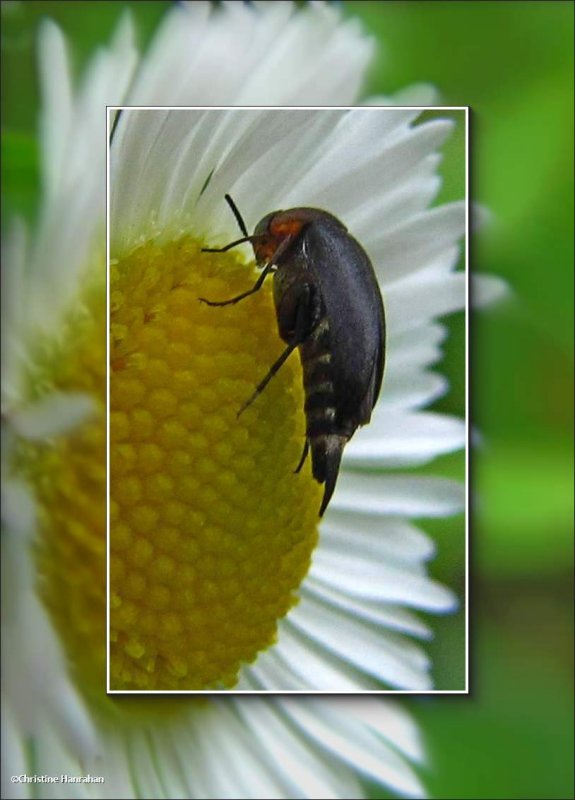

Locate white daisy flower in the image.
[2,2,469,798]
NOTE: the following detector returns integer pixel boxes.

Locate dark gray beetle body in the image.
[201,200,385,516]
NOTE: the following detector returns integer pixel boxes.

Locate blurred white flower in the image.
[1,2,468,798]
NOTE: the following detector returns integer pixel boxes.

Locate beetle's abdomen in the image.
[300,316,349,516]
[300,317,337,435]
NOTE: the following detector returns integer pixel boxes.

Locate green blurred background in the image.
[351,2,573,798]
[2,2,573,798]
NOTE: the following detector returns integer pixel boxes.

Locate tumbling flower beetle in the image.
[201,195,385,516]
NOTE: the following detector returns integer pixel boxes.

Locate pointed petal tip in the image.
[471,273,510,308]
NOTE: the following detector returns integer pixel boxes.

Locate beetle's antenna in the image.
[225,193,249,237]
[201,235,262,254]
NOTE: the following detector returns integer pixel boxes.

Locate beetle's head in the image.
[251,211,280,266]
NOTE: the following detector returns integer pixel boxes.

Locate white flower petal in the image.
[288,592,432,690]
[310,555,457,612]
[33,725,94,799]
[343,698,425,763]
[9,392,97,441]
[386,271,466,334]
[279,699,427,799]
[232,700,363,799]
[30,16,138,334]
[1,704,29,799]
[387,322,447,369]
[321,513,437,565]
[128,2,372,107]
[2,493,98,771]
[305,579,433,640]
[279,118,453,218]
[123,729,168,798]
[379,369,448,410]
[238,649,310,691]
[472,273,509,306]
[347,169,443,239]
[1,219,30,405]
[373,223,463,291]
[233,4,372,106]
[391,82,441,106]
[203,111,344,228]
[192,110,330,230]
[98,730,150,799]
[37,21,73,202]
[345,410,466,467]
[329,472,465,517]
[251,624,382,691]
[277,109,425,207]
[0,476,37,544]
[195,703,289,799]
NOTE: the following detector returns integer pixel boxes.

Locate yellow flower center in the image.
[15,235,321,703]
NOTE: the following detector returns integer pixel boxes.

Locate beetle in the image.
[200,194,385,516]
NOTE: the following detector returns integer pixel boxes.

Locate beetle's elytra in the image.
[200,195,385,516]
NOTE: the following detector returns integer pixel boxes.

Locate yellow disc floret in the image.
[14,235,321,705]
[110,237,320,690]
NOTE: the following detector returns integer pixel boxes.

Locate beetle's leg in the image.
[199,260,275,307]
[237,339,299,418]
[237,283,312,418]
[293,439,310,474]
